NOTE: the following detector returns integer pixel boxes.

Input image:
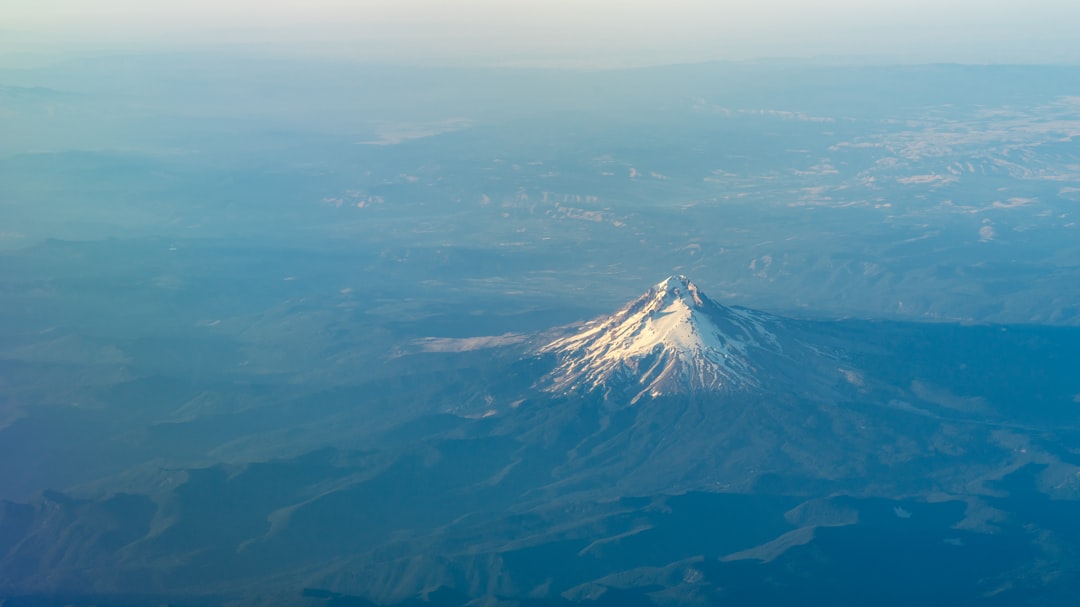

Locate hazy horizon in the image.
[5,0,1080,68]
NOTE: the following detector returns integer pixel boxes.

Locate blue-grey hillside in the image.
[2,277,1079,606]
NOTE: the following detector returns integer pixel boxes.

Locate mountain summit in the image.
[540,275,779,403]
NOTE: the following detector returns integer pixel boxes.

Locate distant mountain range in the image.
[3,277,1080,606]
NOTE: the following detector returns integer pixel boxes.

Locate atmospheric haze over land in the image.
[2,3,1080,606]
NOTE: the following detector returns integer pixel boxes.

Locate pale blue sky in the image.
[4,0,1080,65]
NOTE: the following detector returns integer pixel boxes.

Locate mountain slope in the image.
[540,275,783,403]
[3,278,1080,606]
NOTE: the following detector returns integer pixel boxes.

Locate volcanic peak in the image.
[540,276,777,403]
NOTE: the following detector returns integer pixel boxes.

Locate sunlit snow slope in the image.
[540,275,779,403]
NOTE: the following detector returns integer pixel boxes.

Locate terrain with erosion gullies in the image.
[1,58,1079,605]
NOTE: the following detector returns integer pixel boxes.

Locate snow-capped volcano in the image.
[540,275,780,403]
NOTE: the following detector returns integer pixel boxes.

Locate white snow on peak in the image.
[540,276,777,403]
